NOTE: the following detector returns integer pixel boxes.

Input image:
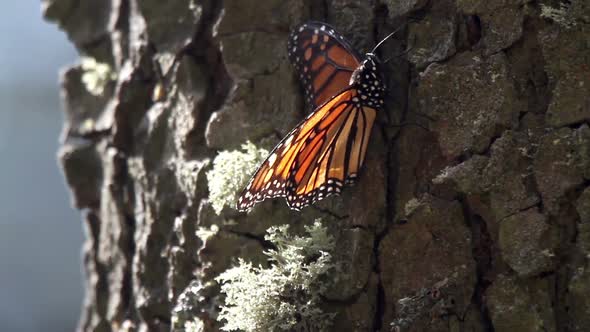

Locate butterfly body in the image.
[237,22,387,212]
[349,53,386,108]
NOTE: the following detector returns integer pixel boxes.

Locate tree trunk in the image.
[44,0,590,331]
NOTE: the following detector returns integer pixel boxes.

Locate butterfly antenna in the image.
[383,34,416,63]
[371,19,415,53]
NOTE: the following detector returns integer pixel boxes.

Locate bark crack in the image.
[459,195,495,332]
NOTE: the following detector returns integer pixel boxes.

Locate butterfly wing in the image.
[285,89,377,210]
[288,22,362,110]
[237,88,377,211]
[236,125,300,211]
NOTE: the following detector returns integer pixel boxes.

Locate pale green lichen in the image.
[540,2,577,29]
[206,141,268,215]
[216,220,338,332]
[80,57,117,96]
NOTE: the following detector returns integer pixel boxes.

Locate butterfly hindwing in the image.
[237,88,377,211]
[237,127,300,211]
[287,22,362,110]
[285,89,377,210]
[237,99,331,210]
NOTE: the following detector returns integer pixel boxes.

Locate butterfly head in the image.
[350,53,386,108]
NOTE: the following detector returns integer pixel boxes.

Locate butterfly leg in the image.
[387,121,430,132]
[406,110,436,123]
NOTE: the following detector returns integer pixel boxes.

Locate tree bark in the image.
[44,0,590,331]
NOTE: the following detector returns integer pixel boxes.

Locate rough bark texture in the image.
[44,0,590,331]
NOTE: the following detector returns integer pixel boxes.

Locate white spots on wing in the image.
[282,135,294,153]
[268,153,277,166]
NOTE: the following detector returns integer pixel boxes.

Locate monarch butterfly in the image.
[237,22,391,211]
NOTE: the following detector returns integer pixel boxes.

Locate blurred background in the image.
[0,1,83,331]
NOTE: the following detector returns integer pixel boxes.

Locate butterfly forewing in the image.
[287,22,361,110]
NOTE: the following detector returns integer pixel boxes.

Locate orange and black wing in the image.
[236,124,300,211]
[237,88,377,211]
[288,22,361,110]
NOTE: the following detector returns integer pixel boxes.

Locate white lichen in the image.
[183,319,204,332]
[196,224,220,242]
[171,280,214,332]
[540,2,577,29]
[80,57,117,96]
[433,166,453,184]
[170,316,203,332]
[206,141,268,215]
[404,198,421,217]
[216,220,338,332]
